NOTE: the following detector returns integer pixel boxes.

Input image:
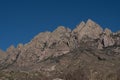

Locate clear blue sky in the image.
[0,0,120,51]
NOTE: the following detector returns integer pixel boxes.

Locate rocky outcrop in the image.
[97,28,115,48]
[101,34,115,47]
[113,31,120,46]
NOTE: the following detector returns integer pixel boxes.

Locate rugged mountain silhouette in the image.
[0,19,120,80]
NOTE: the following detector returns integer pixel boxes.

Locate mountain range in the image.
[0,19,120,80]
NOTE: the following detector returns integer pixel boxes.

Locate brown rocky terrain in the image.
[0,19,120,80]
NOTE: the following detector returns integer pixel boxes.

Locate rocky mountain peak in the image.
[72,19,103,41]
[86,19,96,26]
[73,21,85,33]
[104,28,112,36]
[53,26,68,32]
[6,45,15,53]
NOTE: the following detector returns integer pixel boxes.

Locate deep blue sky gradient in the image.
[0,0,120,51]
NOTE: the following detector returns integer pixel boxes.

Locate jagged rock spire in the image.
[73,21,85,33]
[73,19,103,41]
[104,28,112,36]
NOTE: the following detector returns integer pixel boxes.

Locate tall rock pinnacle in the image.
[73,19,103,41]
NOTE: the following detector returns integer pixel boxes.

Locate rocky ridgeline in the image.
[0,19,120,71]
